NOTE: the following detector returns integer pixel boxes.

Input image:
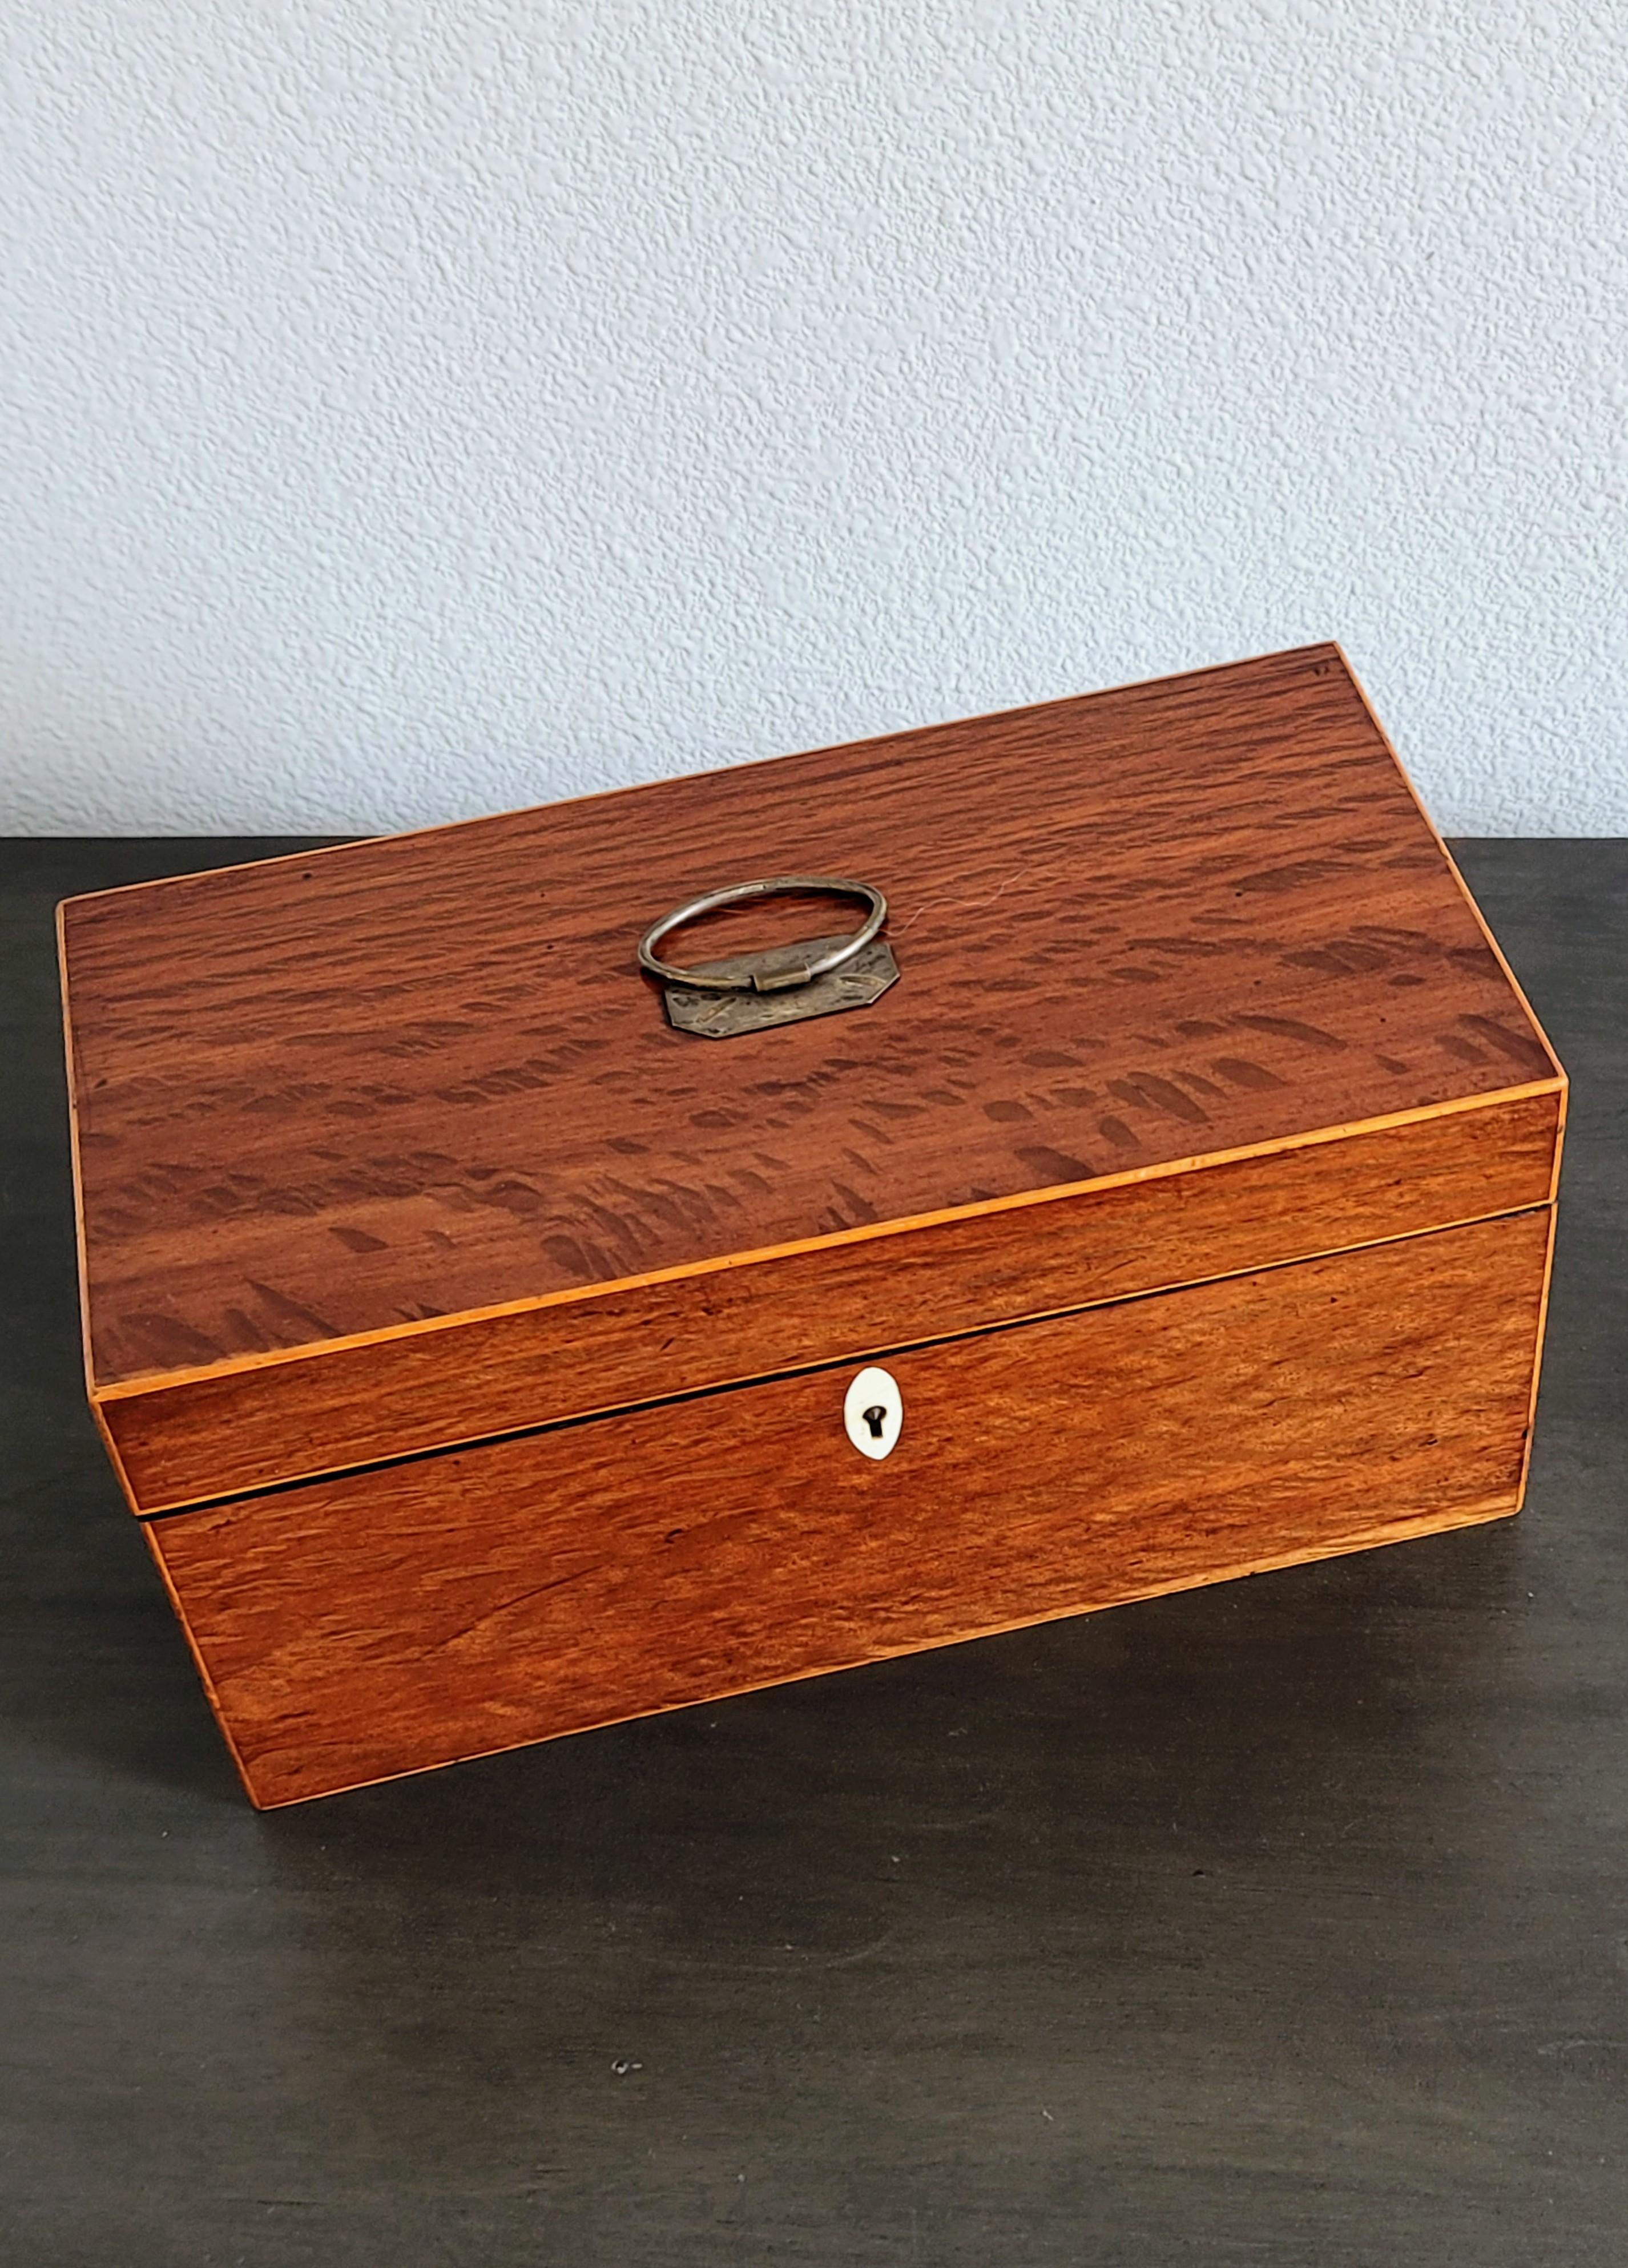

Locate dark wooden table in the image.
[3,840,1625,2266]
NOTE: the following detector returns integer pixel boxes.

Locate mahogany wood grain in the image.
[106,1083,1562,1511]
[62,647,1560,1415]
[150,1207,1553,1808]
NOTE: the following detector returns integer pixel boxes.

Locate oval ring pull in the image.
[637,875,888,997]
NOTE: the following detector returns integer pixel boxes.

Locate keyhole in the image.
[843,1366,901,1460]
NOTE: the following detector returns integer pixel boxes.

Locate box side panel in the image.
[1517,1197,1562,1508]
[151,1206,1552,1807]
[107,1085,1561,1510]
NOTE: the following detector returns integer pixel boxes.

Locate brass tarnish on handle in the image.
[637,876,899,1038]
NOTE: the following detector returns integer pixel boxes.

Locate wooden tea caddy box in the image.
[59,645,1565,1808]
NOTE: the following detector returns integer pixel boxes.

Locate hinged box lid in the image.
[60,644,1565,1514]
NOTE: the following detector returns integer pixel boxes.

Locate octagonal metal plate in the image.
[660,932,900,1039]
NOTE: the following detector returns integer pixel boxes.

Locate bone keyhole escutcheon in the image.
[844,1367,902,1461]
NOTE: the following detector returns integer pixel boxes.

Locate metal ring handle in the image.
[638,876,888,996]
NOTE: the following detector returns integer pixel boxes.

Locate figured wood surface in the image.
[151,1207,1553,1807]
[62,646,1561,1436]
[107,1084,1562,1511]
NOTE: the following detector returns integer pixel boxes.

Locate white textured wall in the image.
[2,3,1625,836]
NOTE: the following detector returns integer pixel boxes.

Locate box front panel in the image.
[106,1086,1561,1511]
[150,1207,1553,1807]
